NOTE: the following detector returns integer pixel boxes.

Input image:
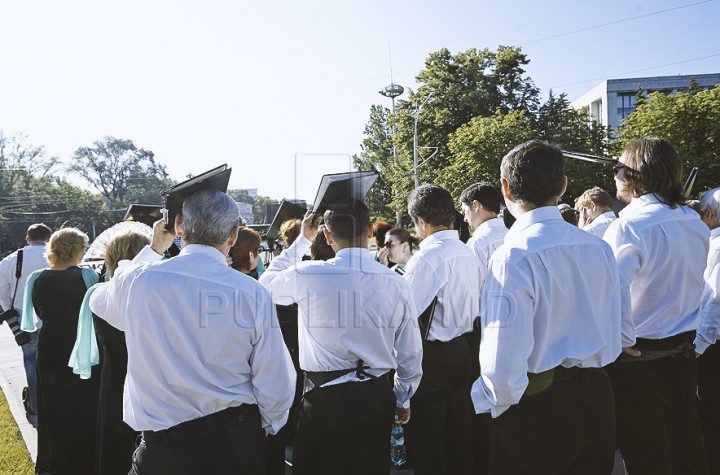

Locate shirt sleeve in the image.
[259,236,312,305]
[471,254,535,417]
[696,248,720,354]
[248,289,297,435]
[0,255,14,311]
[392,286,423,408]
[403,254,446,316]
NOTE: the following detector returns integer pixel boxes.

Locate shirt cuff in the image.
[695,337,711,355]
[264,410,290,436]
[133,245,165,263]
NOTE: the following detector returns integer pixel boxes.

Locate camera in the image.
[0,308,31,346]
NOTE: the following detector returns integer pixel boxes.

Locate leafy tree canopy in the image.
[614,83,720,195]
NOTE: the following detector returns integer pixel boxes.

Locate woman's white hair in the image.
[182,190,240,245]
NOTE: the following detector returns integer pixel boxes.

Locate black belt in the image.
[635,330,696,351]
[304,359,378,394]
[423,333,468,348]
[142,404,258,444]
[526,366,608,396]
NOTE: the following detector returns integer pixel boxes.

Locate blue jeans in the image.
[21,331,38,414]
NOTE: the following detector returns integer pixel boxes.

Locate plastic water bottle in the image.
[390,419,406,466]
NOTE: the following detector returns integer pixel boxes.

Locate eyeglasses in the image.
[612,163,626,176]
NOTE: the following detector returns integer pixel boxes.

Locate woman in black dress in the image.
[90,231,150,475]
[23,228,100,475]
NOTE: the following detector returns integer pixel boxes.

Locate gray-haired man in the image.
[90,189,295,475]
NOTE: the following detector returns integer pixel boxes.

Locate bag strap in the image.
[10,249,23,309]
[418,296,438,343]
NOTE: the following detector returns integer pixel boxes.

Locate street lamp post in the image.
[379,83,404,226]
[413,92,434,190]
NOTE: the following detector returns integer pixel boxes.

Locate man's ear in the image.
[416,215,428,229]
[367,225,373,238]
[323,226,334,246]
[228,225,240,248]
[559,176,568,197]
[174,214,184,237]
[501,178,514,201]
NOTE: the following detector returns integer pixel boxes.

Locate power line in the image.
[551,53,720,89]
[520,0,715,46]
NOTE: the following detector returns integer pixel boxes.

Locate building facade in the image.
[571,73,720,130]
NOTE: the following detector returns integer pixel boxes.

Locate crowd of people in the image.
[0,136,718,475]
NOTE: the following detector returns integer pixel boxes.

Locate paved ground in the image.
[0,325,37,463]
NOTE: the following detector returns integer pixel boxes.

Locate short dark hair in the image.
[27,223,52,242]
[408,184,456,228]
[458,182,502,214]
[621,137,686,208]
[323,198,370,244]
[501,140,565,206]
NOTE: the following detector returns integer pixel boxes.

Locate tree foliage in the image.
[227,189,279,224]
[614,84,720,195]
[352,105,395,220]
[68,136,171,207]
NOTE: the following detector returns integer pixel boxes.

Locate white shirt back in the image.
[583,210,616,238]
[259,237,423,408]
[0,244,49,318]
[89,244,296,433]
[404,229,479,342]
[466,217,508,314]
[472,207,630,417]
[695,227,720,353]
[604,194,709,339]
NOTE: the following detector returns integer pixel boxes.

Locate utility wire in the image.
[519,0,715,46]
[552,53,720,89]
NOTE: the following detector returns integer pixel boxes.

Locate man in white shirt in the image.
[0,223,51,418]
[472,140,631,474]
[604,137,710,475]
[458,181,507,473]
[259,197,422,475]
[403,184,478,475]
[90,190,295,475]
[575,186,617,238]
[694,187,720,472]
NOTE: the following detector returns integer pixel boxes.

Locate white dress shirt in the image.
[259,236,423,409]
[696,227,720,354]
[583,210,616,238]
[404,229,479,342]
[0,244,48,320]
[472,206,631,418]
[89,244,296,434]
[604,194,709,339]
[466,217,508,314]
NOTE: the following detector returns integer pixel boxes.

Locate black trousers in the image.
[405,335,475,475]
[466,320,492,475]
[489,367,615,475]
[698,342,720,473]
[607,351,709,475]
[292,374,395,475]
[129,405,266,475]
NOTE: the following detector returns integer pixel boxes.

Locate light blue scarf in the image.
[20,267,100,379]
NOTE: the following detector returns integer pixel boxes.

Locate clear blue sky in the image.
[1,0,718,204]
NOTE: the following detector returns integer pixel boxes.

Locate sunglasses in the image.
[613,162,633,181]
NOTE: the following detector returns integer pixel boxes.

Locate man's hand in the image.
[302,211,323,242]
[151,219,177,255]
[395,407,410,425]
[622,347,641,357]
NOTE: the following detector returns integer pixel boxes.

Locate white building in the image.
[236,202,254,225]
[571,73,720,130]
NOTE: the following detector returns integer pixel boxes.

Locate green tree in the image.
[389,46,540,189]
[352,105,396,220]
[614,85,720,195]
[436,93,613,206]
[0,132,58,198]
[227,189,279,224]
[68,137,170,207]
